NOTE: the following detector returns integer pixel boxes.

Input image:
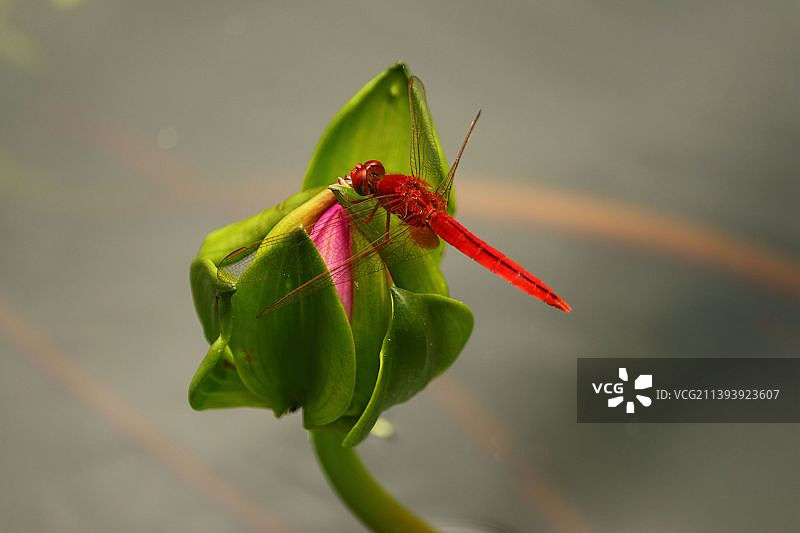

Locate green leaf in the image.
[227,227,356,425]
[343,287,473,447]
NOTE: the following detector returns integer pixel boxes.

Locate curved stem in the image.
[310,428,438,533]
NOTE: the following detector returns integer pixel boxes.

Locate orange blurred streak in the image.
[42,95,800,296]
[458,180,800,297]
[44,97,800,302]
[0,298,291,533]
[429,376,591,533]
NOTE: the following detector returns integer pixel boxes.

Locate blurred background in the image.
[1,1,799,532]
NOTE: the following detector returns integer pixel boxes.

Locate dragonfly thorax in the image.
[376,173,442,227]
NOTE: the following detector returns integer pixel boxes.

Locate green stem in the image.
[310,428,438,533]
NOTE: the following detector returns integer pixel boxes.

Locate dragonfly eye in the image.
[353,178,368,195]
[345,163,367,195]
[364,160,385,184]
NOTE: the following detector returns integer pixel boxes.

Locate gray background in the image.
[1,1,799,532]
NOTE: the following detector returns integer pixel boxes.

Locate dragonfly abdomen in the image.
[428,212,571,312]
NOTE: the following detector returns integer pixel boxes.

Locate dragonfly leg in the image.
[350,201,382,226]
[368,211,393,253]
[366,202,382,224]
[381,211,391,245]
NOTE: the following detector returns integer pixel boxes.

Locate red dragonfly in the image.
[220,77,571,315]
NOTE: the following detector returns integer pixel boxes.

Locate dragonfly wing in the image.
[343,209,446,295]
[436,109,481,208]
[258,203,398,317]
[408,76,448,190]
[409,225,440,250]
[259,208,443,317]
[217,197,390,286]
[218,191,440,317]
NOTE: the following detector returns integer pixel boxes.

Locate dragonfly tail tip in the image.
[555,299,572,313]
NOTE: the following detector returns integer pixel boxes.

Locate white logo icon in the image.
[607,368,652,413]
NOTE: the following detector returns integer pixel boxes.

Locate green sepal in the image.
[347,223,392,416]
[302,63,415,191]
[225,227,356,425]
[342,287,473,447]
[188,338,271,410]
[188,287,269,410]
[189,257,228,344]
[189,187,356,416]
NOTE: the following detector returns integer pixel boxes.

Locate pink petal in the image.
[309,203,353,318]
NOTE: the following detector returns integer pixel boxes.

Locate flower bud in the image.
[190,186,473,445]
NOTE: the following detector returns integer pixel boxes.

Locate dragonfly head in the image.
[345,160,385,196]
